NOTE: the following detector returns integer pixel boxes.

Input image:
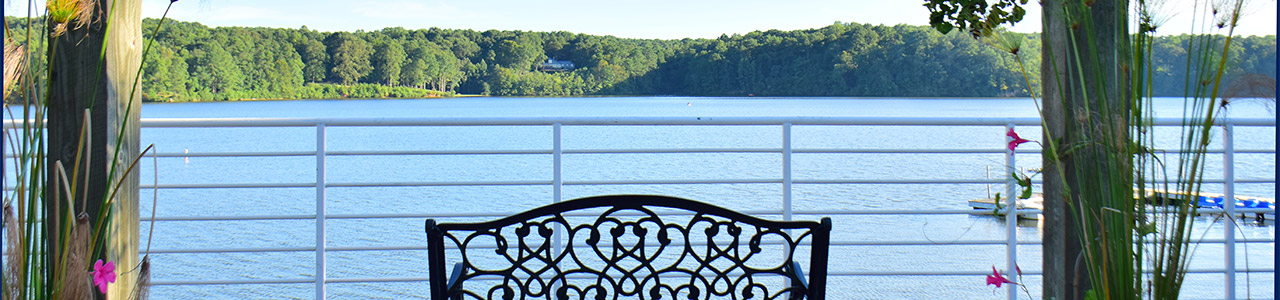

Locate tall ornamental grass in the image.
[926,0,1272,298]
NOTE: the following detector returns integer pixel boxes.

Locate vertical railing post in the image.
[554,122,563,204]
[315,123,327,300]
[780,122,794,287]
[1004,123,1018,300]
[1222,123,1236,300]
[551,123,564,282]
[782,123,792,222]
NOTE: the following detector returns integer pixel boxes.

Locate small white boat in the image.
[969,193,1044,220]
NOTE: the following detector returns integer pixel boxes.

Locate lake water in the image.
[134,97,1275,299]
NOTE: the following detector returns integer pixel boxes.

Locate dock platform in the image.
[969,189,1275,221]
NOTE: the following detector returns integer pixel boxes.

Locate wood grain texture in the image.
[45,0,141,298]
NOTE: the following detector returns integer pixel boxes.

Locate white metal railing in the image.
[8,116,1276,299]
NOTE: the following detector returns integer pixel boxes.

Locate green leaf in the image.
[1082,289,1098,300]
[993,192,1004,212]
[933,22,954,34]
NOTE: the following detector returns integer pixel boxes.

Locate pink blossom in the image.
[986,266,1016,288]
[90,259,116,294]
[1007,128,1031,151]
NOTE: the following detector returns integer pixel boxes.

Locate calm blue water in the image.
[134,97,1275,299]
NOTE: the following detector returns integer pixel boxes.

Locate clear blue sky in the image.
[7,0,1277,39]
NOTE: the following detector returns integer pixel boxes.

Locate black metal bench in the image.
[425,195,831,300]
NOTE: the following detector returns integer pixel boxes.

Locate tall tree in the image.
[493,35,545,71]
[324,32,374,85]
[373,41,407,86]
[294,35,329,83]
[189,43,244,97]
[140,45,190,100]
[402,58,428,89]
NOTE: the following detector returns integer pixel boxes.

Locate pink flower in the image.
[90,259,116,294]
[986,266,1016,288]
[1007,128,1031,151]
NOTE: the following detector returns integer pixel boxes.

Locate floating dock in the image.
[969,189,1275,221]
[1144,188,1275,221]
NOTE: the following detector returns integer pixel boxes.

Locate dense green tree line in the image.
[5,17,1273,100]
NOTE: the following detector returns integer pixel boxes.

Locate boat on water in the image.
[968,193,1044,220]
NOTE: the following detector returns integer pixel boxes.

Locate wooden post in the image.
[1041,1,1130,299]
[1040,2,1072,298]
[46,0,141,298]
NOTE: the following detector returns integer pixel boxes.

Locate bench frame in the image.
[425,195,831,300]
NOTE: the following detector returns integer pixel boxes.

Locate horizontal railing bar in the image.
[796,179,1005,184]
[153,209,786,222]
[152,151,314,157]
[828,268,1275,276]
[327,210,787,219]
[315,236,1276,253]
[131,177,1276,190]
[128,116,1275,127]
[327,245,427,251]
[328,149,550,156]
[327,181,550,187]
[147,247,313,254]
[140,237,1269,255]
[152,266,1279,286]
[325,277,429,283]
[146,183,314,189]
[138,116,1048,127]
[831,270,1017,276]
[261,267,1251,281]
[147,214,315,221]
[796,209,1042,215]
[56,178,1280,193]
[799,148,1015,154]
[565,148,781,154]
[564,179,780,185]
[829,238,1276,245]
[794,178,1278,184]
[150,278,314,286]
[563,148,1280,155]
[317,240,1045,253]
[137,234,1280,255]
[796,208,1277,216]
[138,147,1274,159]
[141,207,1273,222]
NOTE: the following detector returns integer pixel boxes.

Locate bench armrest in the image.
[787,260,809,300]
[446,262,465,299]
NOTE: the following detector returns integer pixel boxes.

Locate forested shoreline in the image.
[6,17,1275,101]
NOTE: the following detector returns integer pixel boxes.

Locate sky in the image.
[5,0,1278,39]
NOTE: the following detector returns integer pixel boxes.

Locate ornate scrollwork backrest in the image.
[426,195,831,300]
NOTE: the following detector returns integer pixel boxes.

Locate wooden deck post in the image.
[46,0,142,298]
[1041,1,1130,299]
